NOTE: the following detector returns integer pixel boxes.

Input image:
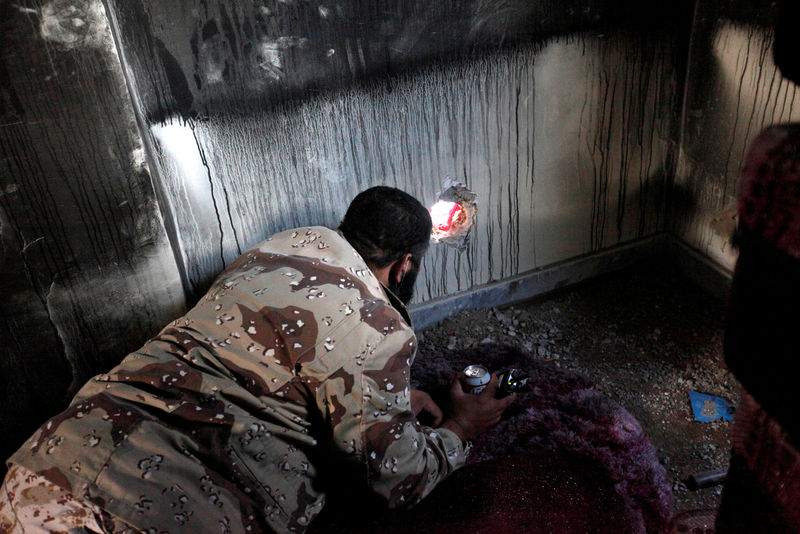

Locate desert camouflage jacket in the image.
[8,226,468,533]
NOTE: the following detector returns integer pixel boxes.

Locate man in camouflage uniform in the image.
[1,187,514,533]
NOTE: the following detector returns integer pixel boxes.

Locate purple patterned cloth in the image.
[412,343,674,534]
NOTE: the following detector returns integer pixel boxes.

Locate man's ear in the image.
[390,253,414,284]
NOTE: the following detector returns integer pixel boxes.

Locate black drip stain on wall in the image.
[103,0,695,303]
[1,0,186,468]
[108,0,694,121]
[139,31,685,303]
[581,34,676,250]
[155,37,195,114]
[674,1,799,257]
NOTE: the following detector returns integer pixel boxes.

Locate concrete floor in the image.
[417,258,738,515]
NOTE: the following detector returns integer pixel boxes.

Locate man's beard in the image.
[387,263,419,305]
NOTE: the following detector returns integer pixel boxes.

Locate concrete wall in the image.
[107,1,689,304]
[138,37,683,304]
[672,0,800,272]
[0,0,186,469]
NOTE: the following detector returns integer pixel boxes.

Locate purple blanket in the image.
[411,343,674,534]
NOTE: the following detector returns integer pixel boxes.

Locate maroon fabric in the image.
[724,227,800,440]
[738,125,800,260]
[727,122,800,440]
[312,452,639,534]
[411,344,673,534]
[719,120,800,533]
[716,392,800,534]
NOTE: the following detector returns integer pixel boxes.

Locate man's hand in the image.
[439,373,515,441]
[410,389,443,426]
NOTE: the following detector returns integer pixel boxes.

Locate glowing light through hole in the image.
[429,180,477,249]
[430,200,464,233]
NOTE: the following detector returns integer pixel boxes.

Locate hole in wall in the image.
[430,179,477,250]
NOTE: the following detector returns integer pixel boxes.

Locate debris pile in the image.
[416,261,738,514]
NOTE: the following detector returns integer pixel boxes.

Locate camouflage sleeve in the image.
[331,328,469,509]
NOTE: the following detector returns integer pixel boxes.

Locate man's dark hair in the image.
[339,186,432,268]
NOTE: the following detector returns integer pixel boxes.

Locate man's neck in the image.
[367,263,391,287]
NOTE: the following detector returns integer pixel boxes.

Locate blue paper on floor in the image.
[688,390,735,422]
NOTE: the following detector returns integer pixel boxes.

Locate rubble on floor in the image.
[416,260,738,514]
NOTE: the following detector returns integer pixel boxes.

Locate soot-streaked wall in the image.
[146,38,680,303]
[109,0,689,300]
[0,0,186,466]
[673,0,800,270]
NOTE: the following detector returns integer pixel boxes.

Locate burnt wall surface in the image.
[143,37,684,303]
[0,0,187,466]
[672,0,800,270]
[109,0,691,121]
[109,0,691,301]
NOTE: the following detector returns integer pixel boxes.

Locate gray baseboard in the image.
[667,239,733,302]
[409,233,734,331]
[410,233,669,330]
